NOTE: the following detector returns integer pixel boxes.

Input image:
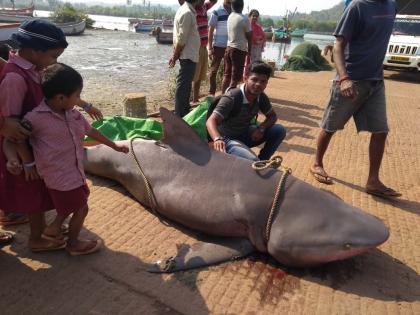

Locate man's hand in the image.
[0,118,31,142]
[213,139,226,153]
[340,79,358,99]
[208,46,214,61]
[23,165,40,181]
[85,105,103,120]
[169,52,180,68]
[6,159,22,175]
[251,128,264,142]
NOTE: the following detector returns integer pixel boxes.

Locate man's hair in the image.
[249,9,259,17]
[249,61,272,78]
[42,63,83,99]
[185,0,197,4]
[231,0,243,12]
[0,44,11,60]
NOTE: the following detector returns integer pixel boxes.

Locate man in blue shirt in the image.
[311,0,401,198]
[208,0,231,96]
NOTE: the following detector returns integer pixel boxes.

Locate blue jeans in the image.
[225,124,286,161]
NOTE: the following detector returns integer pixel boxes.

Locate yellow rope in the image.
[129,137,159,215]
[252,155,292,244]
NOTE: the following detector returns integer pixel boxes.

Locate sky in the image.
[74,0,343,15]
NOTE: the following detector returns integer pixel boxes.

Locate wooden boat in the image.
[0,22,19,42]
[0,13,44,23]
[155,27,173,44]
[152,20,173,44]
[0,3,34,17]
[0,15,85,36]
[134,19,162,32]
[55,20,86,36]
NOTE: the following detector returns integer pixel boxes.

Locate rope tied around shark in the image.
[130,134,292,248]
[129,137,160,215]
[251,155,292,244]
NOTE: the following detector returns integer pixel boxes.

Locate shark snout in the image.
[267,184,390,267]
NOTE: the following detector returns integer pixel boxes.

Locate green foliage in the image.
[292,19,337,33]
[260,17,274,27]
[294,3,345,21]
[50,3,90,24]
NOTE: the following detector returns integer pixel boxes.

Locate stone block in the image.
[123,93,147,118]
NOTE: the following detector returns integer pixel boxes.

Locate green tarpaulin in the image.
[86,97,212,142]
[282,42,332,72]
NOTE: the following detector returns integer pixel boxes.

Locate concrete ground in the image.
[1,70,419,314]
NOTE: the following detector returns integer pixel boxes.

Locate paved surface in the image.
[1,70,419,314]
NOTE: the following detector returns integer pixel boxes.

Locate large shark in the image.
[84,108,389,272]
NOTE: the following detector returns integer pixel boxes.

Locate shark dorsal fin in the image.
[159,107,206,146]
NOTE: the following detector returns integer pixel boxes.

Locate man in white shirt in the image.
[169,0,200,117]
[221,0,252,94]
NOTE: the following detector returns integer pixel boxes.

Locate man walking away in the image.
[170,0,200,117]
[311,0,400,198]
[192,0,217,103]
[221,0,252,94]
[208,0,232,96]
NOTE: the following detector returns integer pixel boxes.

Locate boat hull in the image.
[55,20,86,36]
[0,4,34,17]
[0,22,19,42]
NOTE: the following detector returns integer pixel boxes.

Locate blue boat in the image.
[134,19,161,33]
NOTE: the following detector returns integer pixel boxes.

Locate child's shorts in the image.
[48,184,90,216]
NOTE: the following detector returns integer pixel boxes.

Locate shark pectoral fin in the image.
[147,237,255,273]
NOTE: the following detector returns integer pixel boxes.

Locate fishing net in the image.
[282,42,332,72]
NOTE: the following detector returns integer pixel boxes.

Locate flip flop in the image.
[66,239,103,256]
[30,241,66,253]
[310,166,333,185]
[0,232,13,247]
[366,187,402,199]
[41,233,68,243]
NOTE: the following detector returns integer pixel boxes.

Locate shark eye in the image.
[344,244,352,250]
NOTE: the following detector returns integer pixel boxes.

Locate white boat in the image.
[0,22,19,42]
[55,20,86,36]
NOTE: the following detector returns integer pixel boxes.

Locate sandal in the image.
[366,187,402,199]
[0,232,13,247]
[30,240,66,253]
[310,166,333,185]
[41,224,70,242]
[66,239,103,256]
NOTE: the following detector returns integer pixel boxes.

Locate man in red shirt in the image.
[192,0,217,103]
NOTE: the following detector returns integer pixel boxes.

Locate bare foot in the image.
[310,165,333,184]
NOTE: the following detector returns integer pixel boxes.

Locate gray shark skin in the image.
[84,108,389,272]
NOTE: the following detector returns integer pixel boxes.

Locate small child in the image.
[0,42,31,227]
[0,20,69,251]
[19,63,129,255]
